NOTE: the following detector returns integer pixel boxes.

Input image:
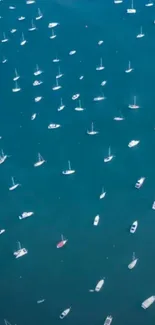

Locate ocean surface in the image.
[0,0,155,324]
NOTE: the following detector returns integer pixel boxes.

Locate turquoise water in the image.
[0,0,155,324]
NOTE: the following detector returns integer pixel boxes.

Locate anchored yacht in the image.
[2,57,7,64]
[19,212,34,220]
[36,8,43,20]
[104,316,113,325]
[104,147,114,163]
[101,80,107,86]
[1,33,8,43]
[128,96,139,109]
[9,177,20,191]
[125,61,133,73]
[93,95,105,101]
[62,161,75,175]
[26,0,35,3]
[14,242,28,258]
[57,235,68,248]
[128,140,140,148]
[56,66,63,79]
[34,153,45,167]
[128,252,138,269]
[98,40,104,45]
[127,0,136,13]
[58,98,65,111]
[53,57,60,63]
[59,307,71,319]
[10,29,17,34]
[130,221,138,233]
[28,19,36,31]
[142,296,155,309]
[93,215,100,226]
[20,33,27,46]
[87,122,98,135]
[13,69,20,81]
[100,187,106,199]
[96,58,105,71]
[152,201,155,209]
[135,177,145,189]
[33,80,42,86]
[52,78,61,90]
[48,22,59,28]
[34,96,42,102]
[136,26,145,38]
[0,150,8,164]
[0,229,5,235]
[75,100,84,111]
[69,50,76,55]
[145,1,154,6]
[95,279,105,292]
[72,93,80,100]
[12,81,21,92]
[48,123,61,129]
[34,64,43,76]
[18,16,25,21]
[31,113,37,120]
[50,29,56,39]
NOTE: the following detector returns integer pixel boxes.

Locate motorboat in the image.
[104,147,114,163]
[152,201,155,209]
[130,220,138,233]
[72,93,80,100]
[62,161,75,175]
[36,8,43,20]
[57,235,68,248]
[135,177,145,189]
[128,140,140,148]
[128,96,139,109]
[87,122,98,135]
[0,229,5,235]
[56,67,63,79]
[53,57,60,63]
[93,95,105,101]
[128,252,138,269]
[142,296,155,309]
[59,307,71,319]
[100,187,106,199]
[33,80,43,86]
[13,69,20,81]
[98,40,104,45]
[58,98,65,111]
[34,96,42,102]
[1,33,8,43]
[34,64,43,76]
[93,215,100,226]
[145,1,154,6]
[136,26,145,38]
[101,80,107,86]
[69,50,76,55]
[10,29,17,34]
[9,177,20,191]
[96,58,105,70]
[20,33,27,46]
[104,316,113,325]
[127,0,136,13]
[14,242,28,258]
[19,212,34,220]
[28,19,37,31]
[31,113,37,120]
[113,116,124,121]
[75,100,84,111]
[79,75,84,80]
[34,153,45,167]
[50,29,56,39]
[52,79,61,90]
[26,0,35,4]
[125,61,133,73]
[12,81,21,92]
[95,279,105,292]
[18,16,25,21]
[48,22,59,28]
[2,57,7,64]
[48,123,61,129]
[0,150,8,164]
[9,6,16,9]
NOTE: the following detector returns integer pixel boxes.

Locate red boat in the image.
[57,235,68,248]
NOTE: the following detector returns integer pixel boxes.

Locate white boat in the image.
[128,96,139,109]
[9,6,16,9]
[0,229,5,235]
[113,115,124,121]
[145,1,154,6]
[19,211,34,220]
[79,75,84,80]
[1,32,8,43]
[127,0,136,13]
[62,161,75,175]
[36,8,43,20]
[114,0,123,3]
[93,95,105,101]
[53,57,60,63]
[34,153,45,167]
[31,113,37,120]
[14,241,28,258]
[20,33,27,46]
[137,26,145,38]
[104,316,113,325]
[104,147,114,163]
[9,177,20,191]
[95,279,105,292]
[18,16,25,21]
[72,93,80,100]
[37,299,45,304]
[0,150,8,164]
[130,220,138,233]
[142,296,155,309]
[101,80,107,86]
[52,79,61,90]
[26,0,35,3]
[125,61,133,73]
[10,29,17,34]
[34,64,43,76]
[128,140,140,148]
[48,22,59,28]
[56,67,63,79]
[50,29,56,39]
[152,201,155,209]
[135,177,145,189]
[58,98,65,111]
[87,122,98,135]
[96,58,105,71]
[28,19,37,31]
[128,252,138,269]
[69,50,76,55]
[13,69,20,81]
[33,80,43,86]
[98,40,104,45]
[12,81,21,92]
[34,96,42,102]
[2,57,7,64]
[100,187,106,199]
[93,215,100,226]
[59,307,71,319]
[57,234,68,248]
[75,100,84,111]
[48,123,61,129]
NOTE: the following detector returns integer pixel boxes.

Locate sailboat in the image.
[9,177,20,191]
[20,33,27,46]
[2,57,7,64]
[56,66,63,79]
[48,22,59,28]
[87,122,98,135]
[52,78,61,90]
[13,69,20,81]
[58,98,65,111]
[34,96,42,102]
[28,19,37,31]
[128,96,139,109]
[53,56,60,63]
[50,29,56,39]
[59,307,71,319]
[136,26,145,38]
[99,187,106,199]
[69,50,76,55]
[128,252,138,269]
[101,80,107,86]
[36,8,43,20]
[13,241,28,258]
[145,0,154,6]
[34,153,45,167]
[1,32,8,43]
[62,161,75,175]
[56,235,68,248]
[127,0,136,13]
[114,0,123,3]
[12,81,21,92]
[113,111,125,121]
[18,16,25,21]
[34,64,43,76]
[75,100,84,111]
[125,61,133,73]
[96,58,105,71]
[26,0,35,4]
[0,150,8,164]
[93,94,105,101]
[10,29,17,34]
[104,147,114,163]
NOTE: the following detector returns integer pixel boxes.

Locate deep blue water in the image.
[0,0,155,324]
